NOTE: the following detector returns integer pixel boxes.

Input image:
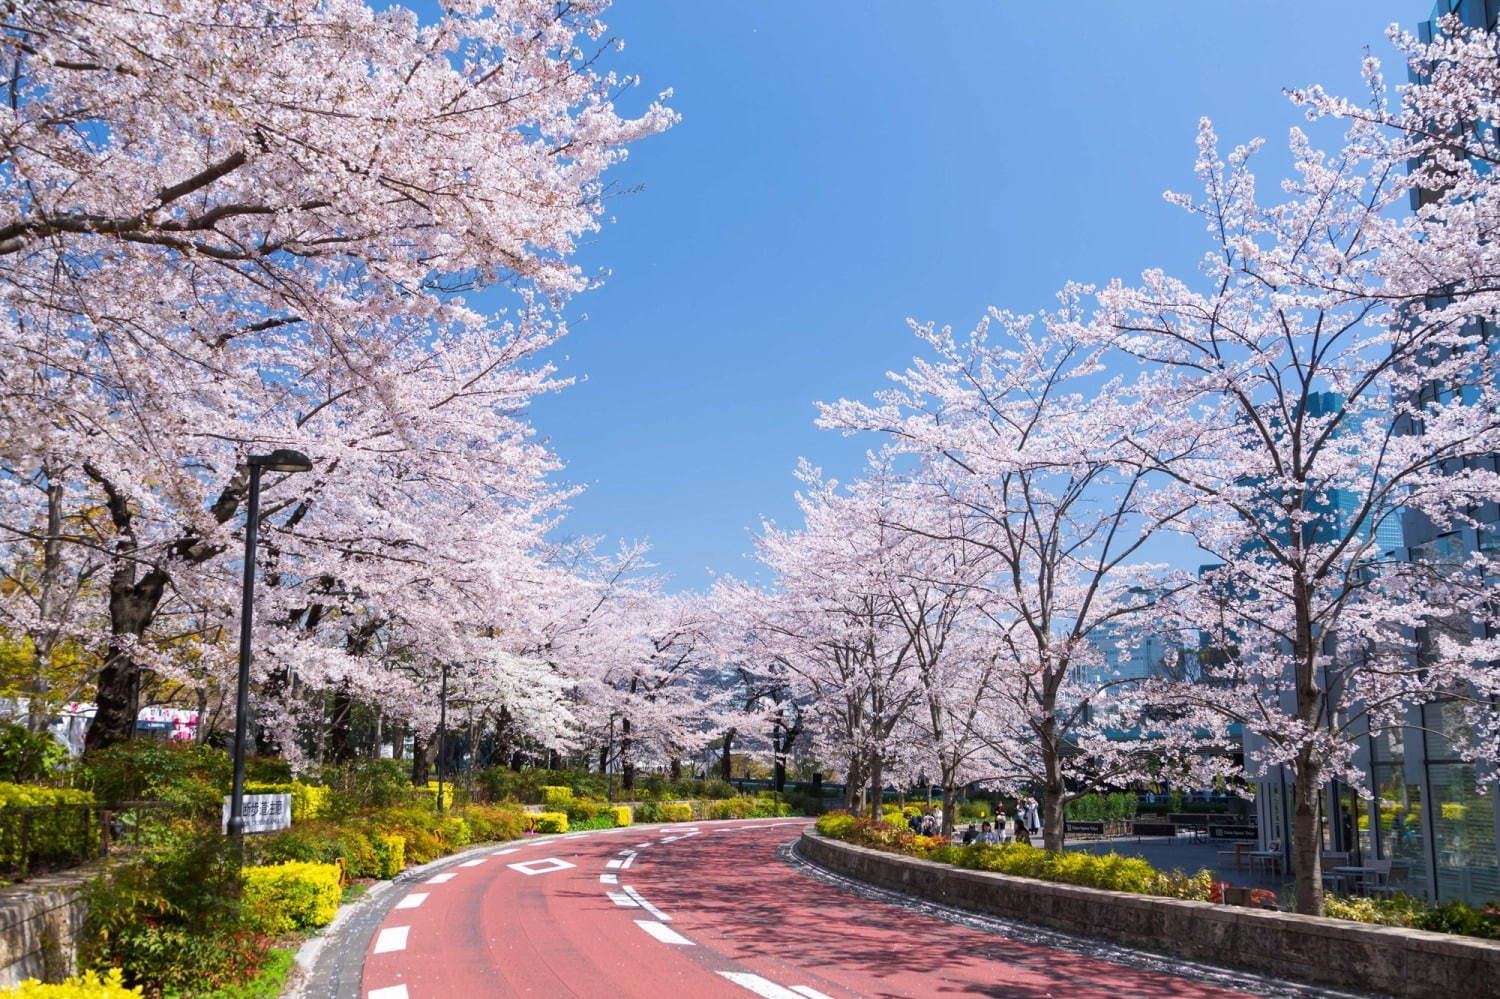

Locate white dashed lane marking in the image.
[635,919,692,945]
[367,986,409,999]
[600,873,618,884]
[427,872,457,884]
[372,926,409,954]
[605,858,624,869]
[622,885,670,921]
[606,890,638,907]
[459,858,487,867]
[393,892,428,910]
[491,848,518,855]
[718,973,829,999]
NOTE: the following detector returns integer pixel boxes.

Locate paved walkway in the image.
[1065,836,1289,897]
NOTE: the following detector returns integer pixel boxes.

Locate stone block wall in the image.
[0,866,96,987]
[798,831,1500,999]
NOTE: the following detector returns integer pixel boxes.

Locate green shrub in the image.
[528,812,568,834]
[461,805,524,843]
[241,862,341,934]
[81,832,255,994]
[0,723,68,784]
[182,947,296,999]
[0,782,98,870]
[611,805,632,827]
[372,833,405,878]
[750,792,793,818]
[243,757,293,785]
[80,742,229,818]
[564,797,604,822]
[1065,793,1138,822]
[1149,867,1215,901]
[412,781,454,811]
[957,800,991,820]
[314,760,414,815]
[0,967,142,997]
[330,829,381,879]
[1413,899,1500,939]
[658,803,692,823]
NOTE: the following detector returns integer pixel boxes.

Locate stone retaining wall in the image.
[0,865,97,986]
[798,831,1500,999]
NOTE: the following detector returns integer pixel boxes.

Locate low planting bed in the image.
[799,828,1500,999]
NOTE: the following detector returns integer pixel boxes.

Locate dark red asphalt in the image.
[359,820,1262,999]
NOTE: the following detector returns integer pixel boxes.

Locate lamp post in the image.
[227,449,312,843]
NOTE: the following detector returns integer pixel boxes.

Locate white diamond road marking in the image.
[635,919,692,945]
[367,986,409,999]
[427,872,457,884]
[622,885,669,921]
[600,873,618,885]
[372,926,409,954]
[507,856,575,876]
[716,972,807,999]
[459,858,487,867]
[606,890,638,907]
[393,892,428,910]
[790,987,835,999]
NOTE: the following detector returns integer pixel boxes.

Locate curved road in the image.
[350,820,1360,999]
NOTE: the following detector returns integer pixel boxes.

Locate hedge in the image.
[815,811,1213,901]
[0,782,99,872]
[243,782,329,823]
[0,969,142,997]
[527,812,568,834]
[658,803,693,823]
[241,862,341,934]
[611,806,632,827]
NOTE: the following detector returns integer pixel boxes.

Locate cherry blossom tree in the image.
[820,315,1231,850]
[0,0,674,748]
[1087,25,1500,911]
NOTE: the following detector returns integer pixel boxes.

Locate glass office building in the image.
[1248,1,1500,905]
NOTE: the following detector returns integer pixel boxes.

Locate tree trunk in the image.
[844,755,862,812]
[327,683,355,763]
[669,757,682,781]
[1042,788,1066,853]
[27,471,65,734]
[621,716,635,791]
[391,721,405,759]
[719,729,735,782]
[942,784,958,840]
[411,732,432,786]
[1292,758,1324,915]
[866,744,883,820]
[86,574,167,752]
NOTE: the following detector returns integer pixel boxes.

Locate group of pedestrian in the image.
[902,796,1044,846]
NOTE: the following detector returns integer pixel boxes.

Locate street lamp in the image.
[227,449,312,842]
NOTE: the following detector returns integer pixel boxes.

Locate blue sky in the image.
[470,1,1419,590]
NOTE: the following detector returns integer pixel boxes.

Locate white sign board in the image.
[221,793,293,834]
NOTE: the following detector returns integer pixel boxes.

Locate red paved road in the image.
[359,820,1263,999]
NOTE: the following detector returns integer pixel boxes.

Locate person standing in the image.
[1013,816,1031,846]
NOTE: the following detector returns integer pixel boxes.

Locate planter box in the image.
[797,831,1500,999]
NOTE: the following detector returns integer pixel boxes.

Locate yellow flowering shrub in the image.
[0,969,141,997]
[610,806,632,827]
[527,812,568,834]
[659,803,693,823]
[372,833,405,878]
[540,786,574,809]
[242,861,341,934]
[242,782,329,822]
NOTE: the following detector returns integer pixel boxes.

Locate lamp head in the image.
[248,449,313,473]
